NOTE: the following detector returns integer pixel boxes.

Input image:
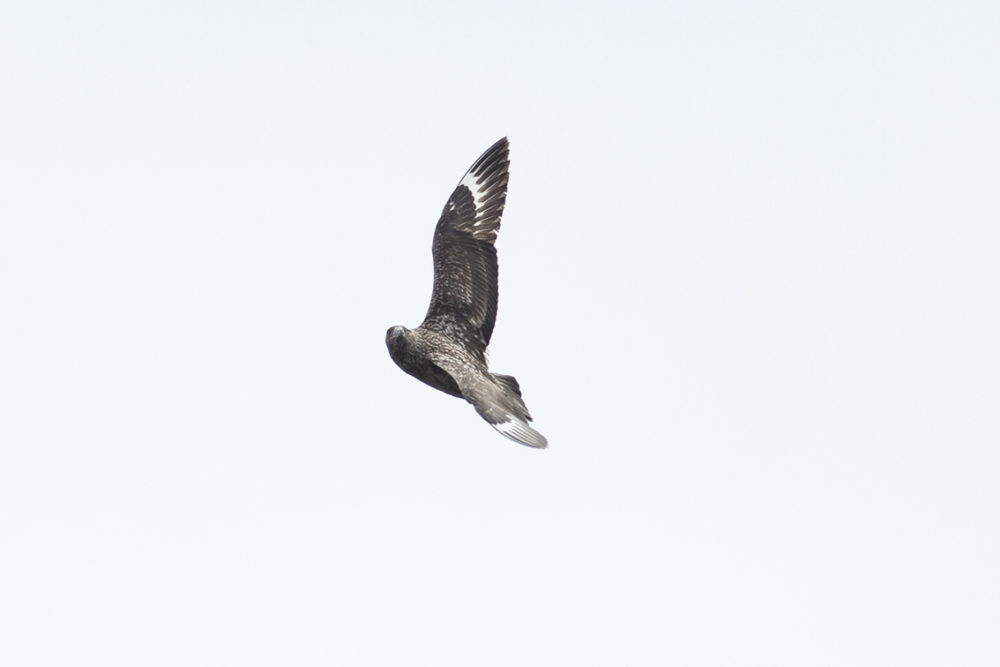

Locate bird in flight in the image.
[385,138,547,448]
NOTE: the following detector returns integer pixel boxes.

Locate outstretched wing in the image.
[467,372,548,449]
[420,138,509,360]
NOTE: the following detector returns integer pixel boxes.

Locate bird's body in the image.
[385,138,547,448]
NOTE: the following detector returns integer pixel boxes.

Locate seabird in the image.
[385,138,547,448]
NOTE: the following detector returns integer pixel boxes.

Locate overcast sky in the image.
[1,1,998,665]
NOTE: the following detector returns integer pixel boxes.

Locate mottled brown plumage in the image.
[386,138,546,448]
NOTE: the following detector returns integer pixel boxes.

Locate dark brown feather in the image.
[420,138,509,358]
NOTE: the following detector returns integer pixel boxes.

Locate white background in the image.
[2,2,997,665]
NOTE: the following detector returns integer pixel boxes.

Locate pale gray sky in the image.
[1,1,998,665]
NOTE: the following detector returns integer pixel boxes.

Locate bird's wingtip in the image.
[493,418,548,449]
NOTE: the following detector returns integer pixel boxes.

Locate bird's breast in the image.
[387,332,464,398]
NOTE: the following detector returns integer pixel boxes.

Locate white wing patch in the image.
[459,172,489,227]
[493,418,548,449]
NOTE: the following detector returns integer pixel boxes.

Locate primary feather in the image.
[386,138,547,449]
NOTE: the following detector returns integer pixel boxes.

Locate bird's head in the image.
[385,325,409,346]
[385,326,413,362]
